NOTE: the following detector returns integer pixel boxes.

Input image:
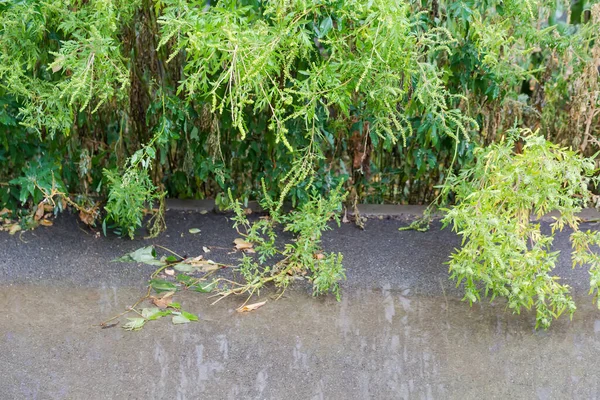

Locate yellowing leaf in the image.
[236,300,267,313]
[8,224,21,235]
[39,219,53,227]
[34,202,45,221]
[189,228,201,234]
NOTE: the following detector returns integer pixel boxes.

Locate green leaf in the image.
[149,279,178,292]
[188,228,201,234]
[173,263,195,272]
[181,311,199,321]
[192,281,216,293]
[318,16,333,38]
[114,246,165,266]
[168,302,181,309]
[172,314,191,324]
[141,307,172,320]
[123,318,146,331]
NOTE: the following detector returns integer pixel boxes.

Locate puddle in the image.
[1,284,600,399]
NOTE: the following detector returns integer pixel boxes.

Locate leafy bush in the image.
[443,132,598,328]
[2,1,598,235]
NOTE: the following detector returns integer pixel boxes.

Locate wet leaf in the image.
[234,238,254,250]
[192,281,216,293]
[123,318,146,331]
[175,256,219,272]
[189,228,201,234]
[172,314,191,324]
[39,219,53,227]
[173,262,194,272]
[149,279,177,293]
[114,246,165,266]
[181,311,199,321]
[236,300,267,313]
[150,291,175,308]
[8,224,21,235]
[176,274,196,286]
[141,307,172,320]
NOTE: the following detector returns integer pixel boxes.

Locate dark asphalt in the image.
[0,210,596,296]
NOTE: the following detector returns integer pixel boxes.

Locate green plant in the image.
[224,182,347,300]
[442,131,598,328]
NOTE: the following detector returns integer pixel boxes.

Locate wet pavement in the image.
[2,211,600,399]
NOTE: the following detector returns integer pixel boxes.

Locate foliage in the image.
[442,132,598,328]
[5,1,599,234]
[226,182,347,300]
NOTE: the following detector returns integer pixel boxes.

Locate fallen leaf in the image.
[114,246,164,266]
[199,210,208,215]
[8,224,21,235]
[244,208,253,215]
[174,256,220,273]
[236,300,267,313]
[149,279,177,292]
[172,314,191,324]
[39,219,53,227]
[34,202,45,221]
[0,208,10,217]
[164,268,175,276]
[172,263,193,272]
[186,255,204,264]
[123,318,146,331]
[314,252,325,260]
[150,291,175,309]
[189,228,201,234]
[234,238,254,251]
[79,209,96,226]
[202,246,210,253]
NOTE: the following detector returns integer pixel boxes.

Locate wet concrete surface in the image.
[2,211,600,399]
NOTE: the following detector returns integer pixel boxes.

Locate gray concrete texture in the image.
[2,209,600,399]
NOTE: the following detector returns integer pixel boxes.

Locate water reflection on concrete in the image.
[2,284,600,399]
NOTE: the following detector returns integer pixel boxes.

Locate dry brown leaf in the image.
[43,204,54,212]
[314,252,325,260]
[234,238,254,251]
[236,300,267,313]
[79,209,96,226]
[34,202,45,221]
[150,291,175,309]
[244,208,253,215]
[164,268,175,276]
[0,208,10,217]
[8,224,21,235]
[39,219,53,227]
